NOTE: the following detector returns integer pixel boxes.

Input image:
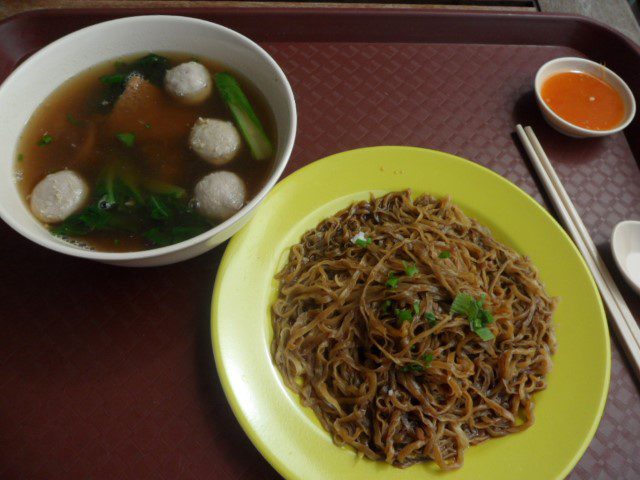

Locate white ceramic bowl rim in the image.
[0,15,296,261]
[611,220,640,291]
[534,56,636,135]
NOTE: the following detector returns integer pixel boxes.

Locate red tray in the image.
[1,8,640,480]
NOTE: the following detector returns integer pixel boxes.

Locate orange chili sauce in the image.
[541,71,625,131]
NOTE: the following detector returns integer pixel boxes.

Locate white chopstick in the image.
[516,124,640,378]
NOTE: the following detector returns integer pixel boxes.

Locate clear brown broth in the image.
[15,52,276,252]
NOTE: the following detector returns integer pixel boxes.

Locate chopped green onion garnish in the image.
[403,261,418,277]
[37,134,53,146]
[450,292,494,341]
[386,273,399,289]
[451,293,477,317]
[438,250,451,259]
[144,123,151,129]
[116,132,136,147]
[474,327,494,341]
[422,353,434,368]
[355,237,372,248]
[413,300,420,316]
[425,311,437,327]
[395,308,413,323]
[17,153,24,162]
[114,239,120,246]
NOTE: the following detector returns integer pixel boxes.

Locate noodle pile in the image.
[271,191,556,470]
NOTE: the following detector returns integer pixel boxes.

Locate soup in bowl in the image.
[0,15,296,266]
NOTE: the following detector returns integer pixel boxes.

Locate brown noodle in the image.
[272,191,556,470]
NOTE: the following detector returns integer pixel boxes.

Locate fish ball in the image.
[189,118,242,166]
[194,171,246,221]
[164,62,212,105]
[30,170,89,223]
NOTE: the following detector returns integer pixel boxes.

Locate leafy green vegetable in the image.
[119,171,144,204]
[101,167,116,205]
[37,134,53,146]
[51,205,133,236]
[116,132,136,147]
[144,225,209,247]
[386,273,399,289]
[413,300,420,316]
[143,227,172,246]
[395,308,413,323]
[100,73,126,85]
[143,179,186,198]
[215,72,274,161]
[403,261,418,277]
[149,195,171,220]
[52,166,212,247]
[128,54,170,86]
[450,293,495,341]
[355,237,372,248]
[425,311,437,327]
[438,250,451,259]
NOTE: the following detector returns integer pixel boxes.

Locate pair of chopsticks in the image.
[516,125,640,378]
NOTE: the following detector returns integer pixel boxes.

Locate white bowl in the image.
[0,15,296,267]
[611,220,640,296]
[534,57,635,138]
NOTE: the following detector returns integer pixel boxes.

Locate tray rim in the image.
[0,6,638,56]
[0,6,633,479]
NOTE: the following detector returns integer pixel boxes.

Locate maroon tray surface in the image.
[1,8,640,480]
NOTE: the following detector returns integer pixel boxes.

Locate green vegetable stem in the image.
[215,72,274,161]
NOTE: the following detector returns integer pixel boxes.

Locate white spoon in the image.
[611,220,640,295]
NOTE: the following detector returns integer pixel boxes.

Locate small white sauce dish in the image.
[0,15,297,267]
[611,220,640,295]
[534,56,636,138]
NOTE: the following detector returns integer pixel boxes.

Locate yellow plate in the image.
[212,146,610,480]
